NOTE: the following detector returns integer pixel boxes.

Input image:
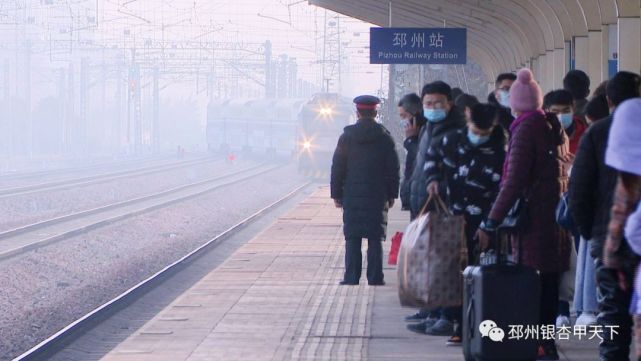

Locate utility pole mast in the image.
[320,12,341,93]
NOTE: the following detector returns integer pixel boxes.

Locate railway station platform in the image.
[96,186,601,361]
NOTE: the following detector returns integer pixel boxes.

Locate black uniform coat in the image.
[330,118,400,240]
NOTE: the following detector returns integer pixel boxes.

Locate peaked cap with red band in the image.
[353,95,380,110]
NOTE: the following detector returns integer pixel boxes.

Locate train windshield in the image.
[299,108,350,132]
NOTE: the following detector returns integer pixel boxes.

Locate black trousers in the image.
[595,259,634,361]
[540,272,560,347]
[344,237,384,284]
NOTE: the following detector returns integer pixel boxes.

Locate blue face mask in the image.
[424,108,447,122]
[399,119,409,128]
[467,129,491,146]
[557,112,573,129]
[498,90,510,108]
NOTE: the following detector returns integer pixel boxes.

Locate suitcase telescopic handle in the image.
[491,230,522,265]
[466,299,475,339]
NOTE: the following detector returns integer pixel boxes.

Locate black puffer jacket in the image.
[409,107,465,217]
[424,126,505,226]
[569,115,635,260]
[400,124,426,210]
[330,119,400,240]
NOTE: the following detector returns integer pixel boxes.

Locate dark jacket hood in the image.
[480,125,507,151]
[345,119,389,143]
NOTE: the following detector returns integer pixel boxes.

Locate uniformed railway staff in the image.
[330,95,400,286]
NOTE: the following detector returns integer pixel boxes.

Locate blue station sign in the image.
[370,27,467,64]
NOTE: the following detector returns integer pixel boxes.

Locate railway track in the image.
[12,181,311,361]
[0,162,280,261]
[0,154,182,182]
[0,155,222,199]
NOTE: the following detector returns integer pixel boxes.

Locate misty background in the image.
[0,0,490,169]
[0,0,384,161]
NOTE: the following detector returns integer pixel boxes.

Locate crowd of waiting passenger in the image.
[332,69,641,361]
[392,69,641,360]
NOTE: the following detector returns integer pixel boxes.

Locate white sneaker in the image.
[555,315,571,328]
[574,312,598,326]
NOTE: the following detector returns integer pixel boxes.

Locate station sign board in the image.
[370,27,467,64]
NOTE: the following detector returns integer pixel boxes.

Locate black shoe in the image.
[368,280,385,286]
[404,310,430,322]
[425,319,455,336]
[339,280,359,285]
[406,320,429,334]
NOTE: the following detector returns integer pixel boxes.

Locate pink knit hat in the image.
[509,68,543,112]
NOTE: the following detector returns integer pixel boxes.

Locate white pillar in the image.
[536,55,546,90]
[601,25,610,82]
[587,30,604,87]
[553,48,567,88]
[618,17,641,73]
[565,41,572,72]
[531,56,540,83]
[574,36,589,72]
[544,52,555,92]
[609,24,619,78]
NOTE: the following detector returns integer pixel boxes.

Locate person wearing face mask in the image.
[542,89,588,332]
[569,71,641,361]
[408,81,465,221]
[488,73,517,132]
[477,68,572,360]
[405,80,465,334]
[565,95,611,330]
[543,89,588,155]
[397,93,427,213]
[423,103,506,345]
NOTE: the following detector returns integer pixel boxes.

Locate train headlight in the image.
[319,107,333,116]
[303,140,312,150]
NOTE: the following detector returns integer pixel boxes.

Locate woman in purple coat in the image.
[477,68,572,360]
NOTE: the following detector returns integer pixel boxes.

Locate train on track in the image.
[206,93,355,175]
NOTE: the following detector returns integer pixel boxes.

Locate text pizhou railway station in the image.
[376,51,460,61]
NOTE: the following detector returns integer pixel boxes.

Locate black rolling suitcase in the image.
[462,232,541,361]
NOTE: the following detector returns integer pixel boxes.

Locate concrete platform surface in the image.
[98,186,602,361]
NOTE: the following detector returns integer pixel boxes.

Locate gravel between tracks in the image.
[0,158,242,232]
[0,164,307,360]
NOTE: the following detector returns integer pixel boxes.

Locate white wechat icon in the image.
[479,320,497,337]
[488,327,505,342]
[479,320,505,342]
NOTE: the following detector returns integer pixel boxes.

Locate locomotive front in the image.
[297,93,353,176]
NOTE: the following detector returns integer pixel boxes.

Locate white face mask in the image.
[557,112,574,129]
[498,90,510,108]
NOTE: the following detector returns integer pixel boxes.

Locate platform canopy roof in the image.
[309,0,641,88]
